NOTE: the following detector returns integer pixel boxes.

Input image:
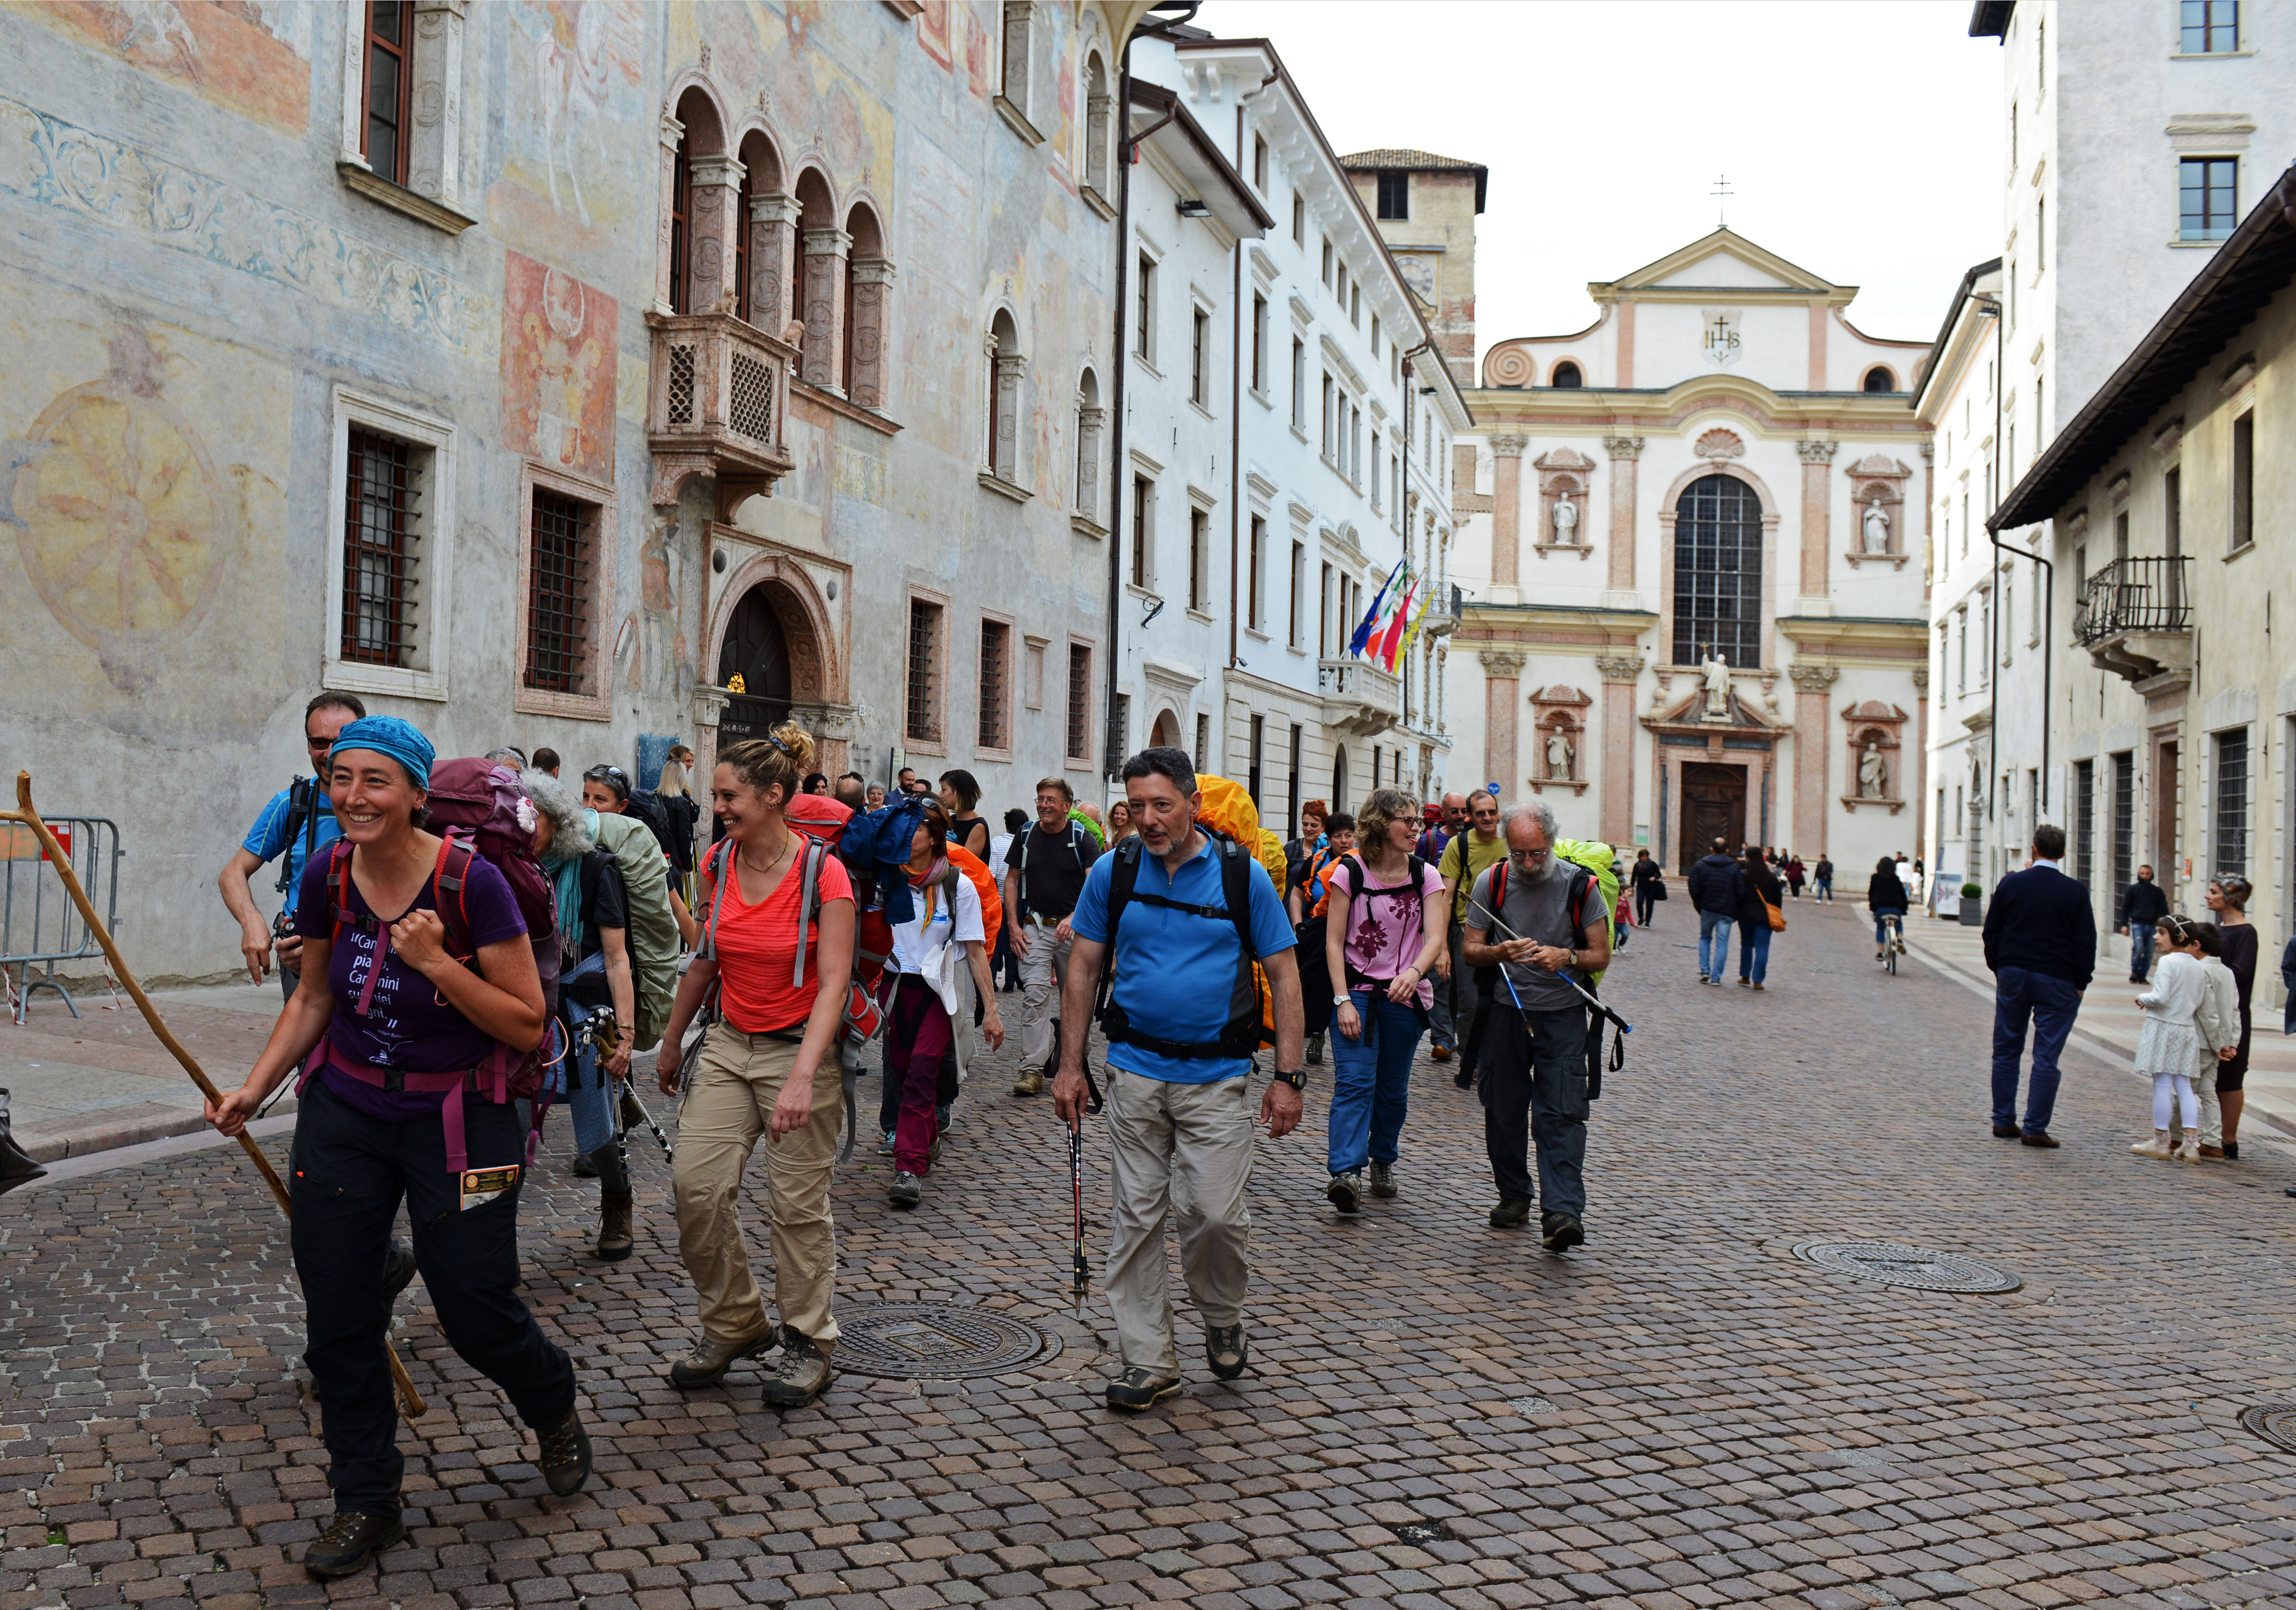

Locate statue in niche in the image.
[1859,739,1888,798]
[1546,728,1575,781]
[1552,493,1579,545]
[1700,645,1732,719]
[1862,501,1891,554]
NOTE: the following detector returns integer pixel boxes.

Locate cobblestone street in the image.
[7,894,2296,1610]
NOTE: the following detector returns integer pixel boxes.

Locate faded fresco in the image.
[502,251,617,484]
[627,516,693,697]
[491,0,648,256]
[11,0,313,135]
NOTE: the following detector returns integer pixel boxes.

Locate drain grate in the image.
[2239,1405,2296,1453]
[1791,1240,2021,1294]
[1392,1520,1455,1545]
[834,1302,1057,1380]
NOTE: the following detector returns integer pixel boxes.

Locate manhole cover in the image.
[1392,1520,1454,1544]
[2239,1405,2296,1453]
[834,1302,1057,1380]
[1791,1240,2021,1294]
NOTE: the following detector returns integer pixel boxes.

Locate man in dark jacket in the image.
[1981,825,2095,1147]
[2116,865,2169,983]
[1686,837,1741,987]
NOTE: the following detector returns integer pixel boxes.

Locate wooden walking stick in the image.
[5,773,427,1421]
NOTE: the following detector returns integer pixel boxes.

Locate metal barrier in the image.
[2,816,123,1021]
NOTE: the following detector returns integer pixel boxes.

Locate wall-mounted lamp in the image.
[1176,199,1212,218]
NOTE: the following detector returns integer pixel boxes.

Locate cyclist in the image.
[1867,855,1909,964]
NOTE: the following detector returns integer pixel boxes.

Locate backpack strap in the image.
[791,837,828,989]
[431,838,478,963]
[699,837,733,962]
[275,776,314,897]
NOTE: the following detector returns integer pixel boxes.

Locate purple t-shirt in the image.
[295,845,529,1120]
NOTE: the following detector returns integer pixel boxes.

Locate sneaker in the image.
[1105,1366,1183,1411]
[1306,1032,1325,1067]
[534,1407,592,1495]
[761,1333,832,1408]
[937,1103,954,1133]
[889,1170,923,1207]
[1540,1212,1585,1253]
[2131,1133,2172,1159]
[1326,1171,1362,1215]
[1368,1161,1396,1199]
[2175,1133,2201,1163]
[1737,977,1751,989]
[1204,1324,1247,1380]
[669,1324,778,1389]
[302,1511,405,1579]
[1488,1198,1531,1229]
[1430,1043,1453,1063]
[929,1130,944,1165]
[877,1129,895,1156]
[383,1236,418,1303]
[1010,1068,1045,1097]
[1698,973,1710,984]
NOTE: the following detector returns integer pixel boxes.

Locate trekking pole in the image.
[1465,896,1634,1037]
[1068,1116,1088,1320]
[618,1082,675,1163]
[2,773,427,1421]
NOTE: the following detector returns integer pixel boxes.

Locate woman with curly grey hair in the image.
[2203,874,2257,1158]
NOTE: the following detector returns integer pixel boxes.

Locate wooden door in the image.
[1679,761,1747,869]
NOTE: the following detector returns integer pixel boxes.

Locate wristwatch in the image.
[1332,991,1353,1006]
[1272,1067,1307,1091]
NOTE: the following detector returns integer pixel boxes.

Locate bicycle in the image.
[1878,912,1903,974]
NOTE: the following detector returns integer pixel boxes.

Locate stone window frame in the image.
[512,460,617,723]
[323,385,458,704]
[996,1,1045,146]
[1073,365,1108,537]
[903,585,951,758]
[336,0,477,234]
[981,306,1030,499]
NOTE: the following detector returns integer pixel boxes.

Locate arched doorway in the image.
[1331,745,1349,813]
[717,584,792,742]
[1671,473,1764,667]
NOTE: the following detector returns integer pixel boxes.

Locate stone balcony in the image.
[1318,657,1403,736]
[645,311,799,518]
[2072,556,2193,686]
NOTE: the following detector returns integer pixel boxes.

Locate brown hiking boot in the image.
[669,1324,778,1389]
[595,1193,633,1261]
[1010,1067,1045,1097]
[761,1333,832,1408]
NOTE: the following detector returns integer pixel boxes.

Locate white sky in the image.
[1197,0,2006,367]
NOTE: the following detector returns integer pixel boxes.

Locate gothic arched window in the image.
[1672,474,1763,667]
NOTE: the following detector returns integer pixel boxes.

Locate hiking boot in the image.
[1488,1198,1531,1229]
[1306,1032,1324,1066]
[1326,1171,1362,1215]
[1105,1366,1183,1411]
[534,1407,592,1495]
[1205,1324,1247,1380]
[595,1192,634,1261]
[383,1236,417,1303]
[669,1324,778,1389]
[1011,1068,1045,1097]
[302,1511,405,1579]
[761,1333,831,1408]
[571,1151,598,1178]
[1368,1161,1396,1199]
[889,1170,923,1206]
[1540,1212,1585,1253]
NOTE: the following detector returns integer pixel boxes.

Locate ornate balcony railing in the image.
[645,311,798,517]
[1318,657,1403,736]
[2071,556,2191,645]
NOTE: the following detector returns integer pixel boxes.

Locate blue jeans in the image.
[1699,910,1734,977]
[1327,990,1423,1174]
[1737,917,1771,983]
[1874,911,1905,945]
[1815,877,1832,901]
[2127,922,2157,981]
[1991,966,2083,1134]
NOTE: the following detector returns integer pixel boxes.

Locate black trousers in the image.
[290,1078,576,1515]
[1633,886,1657,927]
[1476,1001,1592,1218]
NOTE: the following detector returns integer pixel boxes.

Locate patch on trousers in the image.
[459,1165,520,1212]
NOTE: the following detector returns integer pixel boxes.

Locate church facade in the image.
[1447,231,1935,872]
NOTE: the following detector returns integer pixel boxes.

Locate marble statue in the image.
[1859,740,1887,798]
[1552,494,1578,545]
[1701,646,1731,719]
[1546,729,1574,780]
[1862,502,1891,555]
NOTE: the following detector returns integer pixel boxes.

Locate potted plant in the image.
[1958,880,1983,926]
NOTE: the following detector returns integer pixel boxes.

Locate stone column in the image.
[1797,440,1838,609]
[654,111,684,314]
[1918,441,1935,599]
[684,153,744,314]
[848,257,896,409]
[1911,665,1930,865]
[691,684,732,793]
[1594,653,1645,849]
[993,349,1027,481]
[1603,435,1643,596]
[1489,434,1527,590]
[1788,662,1839,854]
[748,192,802,335]
[799,227,852,393]
[1076,404,1106,522]
[408,0,467,207]
[1480,647,1526,801]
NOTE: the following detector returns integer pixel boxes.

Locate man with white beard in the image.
[1461,801,1612,1253]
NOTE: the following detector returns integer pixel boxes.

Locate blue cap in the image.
[330,715,436,790]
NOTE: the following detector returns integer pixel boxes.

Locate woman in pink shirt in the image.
[1320,788,1449,1214]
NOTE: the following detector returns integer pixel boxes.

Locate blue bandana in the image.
[330,715,436,791]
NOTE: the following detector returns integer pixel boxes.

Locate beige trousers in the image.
[1104,1067,1254,1376]
[672,1023,843,1350]
[1017,919,1074,1075]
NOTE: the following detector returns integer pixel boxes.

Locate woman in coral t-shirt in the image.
[656,723,854,1410]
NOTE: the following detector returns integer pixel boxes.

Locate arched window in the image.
[794,169,843,390]
[1331,745,1350,813]
[1083,52,1112,199]
[667,86,730,315]
[1075,367,1104,521]
[986,310,1023,481]
[1672,474,1764,667]
[668,129,691,311]
[845,200,890,408]
[735,130,787,330]
[1862,365,1897,393]
[1550,360,1583,389]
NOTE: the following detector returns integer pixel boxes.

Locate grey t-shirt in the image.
[1469,861,1591,1013]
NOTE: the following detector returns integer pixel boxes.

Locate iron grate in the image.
[833,1302,1056,1380]
[2239,1405,2296,1454]
[1791,1240,2021,1294]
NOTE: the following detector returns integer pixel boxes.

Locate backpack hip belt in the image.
[297,1035,534,1177]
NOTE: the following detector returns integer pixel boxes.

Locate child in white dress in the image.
[2132,916,2209,1160]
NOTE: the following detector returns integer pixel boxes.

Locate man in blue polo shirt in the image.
[1055,746,1305,1413]
[217,693,363,998]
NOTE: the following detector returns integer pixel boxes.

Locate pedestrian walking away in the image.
[883,801,1005,1206]
[1813,853,1834,902]
[1320,788,1447,1214]
[658,723,853,1409]
[1687,836,1740,985]
[202,716,588,1581]
[1983,825,2095,1146]
[1733,845,1782,989]
[1629,847,1665,929]
[2118,863,2169,982]
[217,692,364,1000]
[2203,875,2257,1158]
[1462,800,1612,1253]
[1867,855,1910,962]
[1055,746,1304,1413]
[1436,791,1507,1082]
[1003,777,1099,1096]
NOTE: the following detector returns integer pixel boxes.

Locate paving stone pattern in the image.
[7,896,2296,1610]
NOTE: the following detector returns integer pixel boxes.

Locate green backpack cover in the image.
[1554,837,1621,987]
[592,810,680,1051]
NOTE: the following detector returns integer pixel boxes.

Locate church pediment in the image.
[1601,228,1845,299]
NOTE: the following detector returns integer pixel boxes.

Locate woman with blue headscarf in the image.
[204,716,590,1579]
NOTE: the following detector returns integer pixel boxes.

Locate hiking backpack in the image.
[622,788,682,863]
[420,757,561,1014]
[589,811,681,1051]
[1093,830,1272,1061]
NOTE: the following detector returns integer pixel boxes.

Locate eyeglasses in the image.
[304,732,332,750]
[1507,846,1552,866]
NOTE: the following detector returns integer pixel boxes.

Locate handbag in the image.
[1763,894,1787,933]
[1650,878,1669,901]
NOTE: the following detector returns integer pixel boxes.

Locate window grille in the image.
[2214,729,2249,877]
[524,489,588,694]
[978,620,1010,750]
[2072,760,2094,888]
[1670,474,1763,668]
[342,429,418,666]
[906,599,942,743]
[1066,645,1092,762]
[2111,752,2134,893]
